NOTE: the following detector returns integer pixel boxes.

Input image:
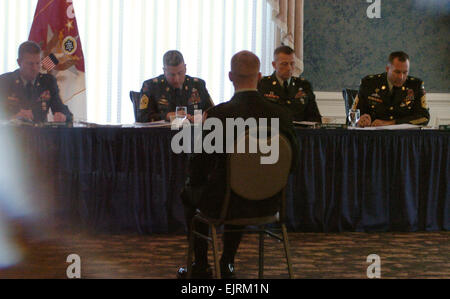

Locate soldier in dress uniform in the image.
[354,51,430,127]
[258,45,322,123]
[0,41,73,123]
[137,50,214,122]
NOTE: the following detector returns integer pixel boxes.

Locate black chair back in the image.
[129,91,141,122]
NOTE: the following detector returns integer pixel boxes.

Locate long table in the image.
[8,126,450,233]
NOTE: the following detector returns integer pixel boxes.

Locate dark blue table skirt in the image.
[10,127,449,233]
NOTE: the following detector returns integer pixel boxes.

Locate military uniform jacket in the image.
[137,74,214,122]
[258,72,322,123]
[353,72,429,125]
[0,70,73,122]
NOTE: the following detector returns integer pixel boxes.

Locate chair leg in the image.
[210,225,221,279]
[281,224,294,279]
[186,218,196,279]
[258,229,264,279]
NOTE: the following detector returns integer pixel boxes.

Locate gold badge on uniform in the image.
[188,88,201,105]
[381,85,386,90]
[140,95,149,110]
[272,81,277,86]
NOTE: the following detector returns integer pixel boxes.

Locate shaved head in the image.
[230,50,260,79]
[229,51,261,90]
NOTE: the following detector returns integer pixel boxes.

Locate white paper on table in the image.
[293,121,318,126]
[130,120,171,128]
[348,124,422,130]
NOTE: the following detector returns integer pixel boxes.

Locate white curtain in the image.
[267,0,304,75]
[1,0,275,123]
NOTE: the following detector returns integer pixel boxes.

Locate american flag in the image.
[41,53,59,71]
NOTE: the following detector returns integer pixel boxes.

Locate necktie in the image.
[26,82,33,100]
[283,81,289,95]
[391,86,400,103]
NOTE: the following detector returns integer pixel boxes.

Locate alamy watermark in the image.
[366,0,381,19]
[170,115,281,165]
[366,254,381,278]
[66,254,81,279]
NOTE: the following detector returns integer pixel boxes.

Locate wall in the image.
[302,0,450,92]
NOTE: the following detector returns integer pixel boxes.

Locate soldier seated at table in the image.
[137,50,214,123]
[354,51,430,127]
[258,45,322,123]
[0,41,73,123]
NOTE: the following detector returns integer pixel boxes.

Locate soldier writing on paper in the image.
[354,51,430,127]
[137,50,214,123]
[0,41,73,123]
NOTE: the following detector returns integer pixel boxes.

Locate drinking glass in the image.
[175,106,187,123]
[348,109,360,127]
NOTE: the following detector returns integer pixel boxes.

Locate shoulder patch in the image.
[140,95,149,110]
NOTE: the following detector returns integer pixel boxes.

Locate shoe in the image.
[177,263,213,279]
[220,261,236,279]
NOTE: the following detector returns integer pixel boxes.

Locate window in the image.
[0,0,275,123]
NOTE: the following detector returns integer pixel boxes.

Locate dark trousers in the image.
[184,204,243,266]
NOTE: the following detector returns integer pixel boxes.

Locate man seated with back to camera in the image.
[137,50,214,123]
[177,50,299,279]
[0,41,73,123]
